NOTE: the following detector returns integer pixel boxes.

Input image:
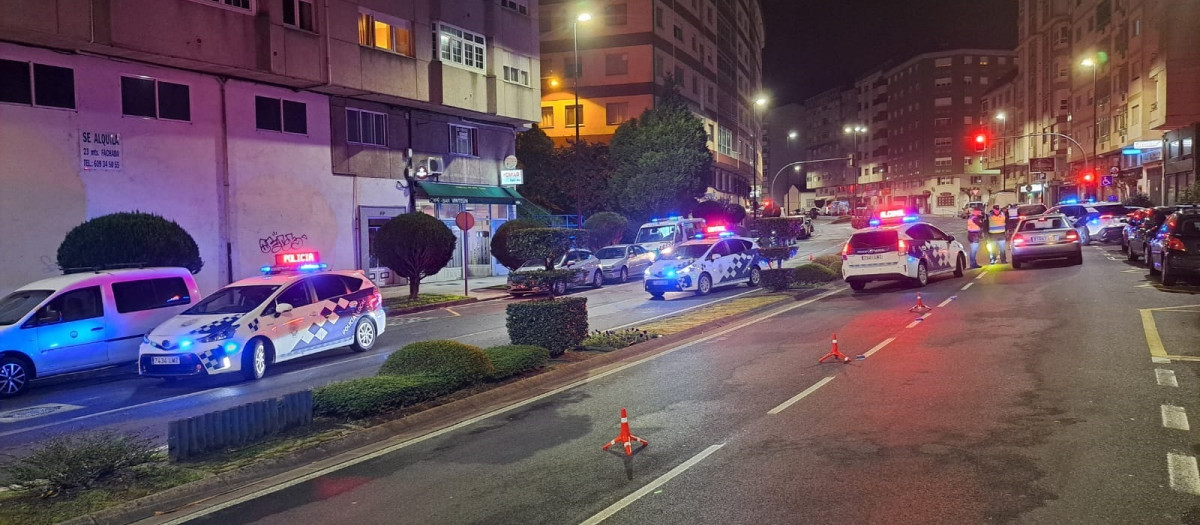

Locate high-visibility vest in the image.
[967,215,982,232]
[988,213,1006,233]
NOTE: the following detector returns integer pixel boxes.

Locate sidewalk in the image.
[379,274,512,302]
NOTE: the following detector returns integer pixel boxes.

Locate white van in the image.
[634,217,707,255]
[0,268,201,397]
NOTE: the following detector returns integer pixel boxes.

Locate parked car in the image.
[1128,205,1199,263]
[594,244,655,283]
[1120,207,1151,253]
[507,249,603,296]
[0,267,201,396]
[959,201,986,218]
[1147,209,1200,285]
[1045,203,1130,244]
[1009,214,1082,269]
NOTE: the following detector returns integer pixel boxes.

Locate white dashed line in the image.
[768,376,836,415]
[936,296,956,308]
[975,272,987,280]
[1162,405,1191,431]
[905,311,934,329]
[1153,356,1172,364]
[1168,453,1200,495]
[862,337,896,358]
[1156,369,1179,387]
[961,282,974,290]
[579,444,726,525]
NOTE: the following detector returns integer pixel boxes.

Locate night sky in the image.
[762,0,1019,105]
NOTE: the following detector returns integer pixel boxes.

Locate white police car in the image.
[138,252,385,381]
[841,210,967,291]
[643,226,766,298]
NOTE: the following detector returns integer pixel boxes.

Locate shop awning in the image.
[418,182,524,205]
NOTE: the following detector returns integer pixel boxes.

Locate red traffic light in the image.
[972,133,987,153]
[1082,172,1095,183]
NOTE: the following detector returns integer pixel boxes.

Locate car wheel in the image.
[1011,258,1022,270]
[913,261,928,287]
[592,270,604,288]
[953,254,966,277]
[1147,247,1160,275]
[0,357,31,398]
[748,267,762,287]
[1162,256,1178,285]
[695,273,713,296]
[241,339,269,381]
[849,281,866,291]
[1128,243,1139,262]
[619,267,629,283]
[1120,237,1128,253]
[350,317,376,353]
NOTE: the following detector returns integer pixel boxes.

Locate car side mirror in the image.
[275,303,294,316]
[945,235,955,242]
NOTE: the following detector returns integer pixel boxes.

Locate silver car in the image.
[594,244,655,283]
[1010,214,1083,269]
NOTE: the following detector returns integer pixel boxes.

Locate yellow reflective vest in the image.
[988,213,1006,234]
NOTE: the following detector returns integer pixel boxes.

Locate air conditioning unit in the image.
[416,156,444,178]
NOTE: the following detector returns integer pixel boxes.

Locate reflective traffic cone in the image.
[602,407,649,456]
[818,333,851,364]
[909,292,931,313]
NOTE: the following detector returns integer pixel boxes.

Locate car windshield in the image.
[664,243,713,260]
[595,247,626,259]
[636,225,676,243]
[1177,217,1200,238]
[0,289,52,325]
[1017,205,1047,216]
[1020,217,1068,231]
[182,285,279,315]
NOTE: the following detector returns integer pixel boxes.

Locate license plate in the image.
[152,356,180,365]
[1029,236,1046,243]
[647,279,668,286]
[861,254,884,260]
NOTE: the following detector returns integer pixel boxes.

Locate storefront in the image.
[415,182,523,282]
[1163,125,1197,205]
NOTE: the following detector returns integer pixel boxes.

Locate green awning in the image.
[418,182,522,205]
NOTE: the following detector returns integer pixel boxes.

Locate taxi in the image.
[138,252,385,381]
[841,209,967,291]
[643,226,767,298]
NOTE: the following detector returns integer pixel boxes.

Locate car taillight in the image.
[898,239,907,253]
[1100,214,1113,220]
[842,242,851,258]
[367,290,382,310]
[1064,230,1080,242]
[1011,234,1025,246]
[1167,237,1188,252]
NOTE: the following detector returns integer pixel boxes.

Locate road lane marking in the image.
[936,296,956,308]
[1139,309,1169,360]
[158,287,846,524]
[1156,369,1179,387]
[609,289,760,330]
[975,272,987,280]
[1122,269,1141,273]
[444,308,461,317]
[1162,405,1190,431]
[579,444,725,525]
[906,313,932,328]
[768,377,836,415]
[960,282,974,290]
[862,337,895,359]
[1168,453,1200,495]
[1153,356,1172,364]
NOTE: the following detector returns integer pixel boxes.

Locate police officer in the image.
[966,208,984,269]
[988,205,1008,264]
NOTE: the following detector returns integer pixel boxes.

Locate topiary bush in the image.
[580,328,657,350]
[378,340,494,388]
[508,269,584,297]
[492,218,542,270]
[759,247,794,268]
[376,213,457,300]
[312,374,460,419]
[484,345,550,380]
[509,228,585,270]
[812,254,843,275]
[2,431,158,494]
[506,297,588,356]
[57,212,203,274]
[760,268,794,291]
[794,263,838,285]
[582,212,629,249]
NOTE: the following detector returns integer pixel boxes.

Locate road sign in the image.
[1029,157,1055,172]
[455,211,475,231]
[500,169,523,185]
[1101,175,1114,187]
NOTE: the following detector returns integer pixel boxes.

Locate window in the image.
[191,0,253,13]
[449,124,477,156]
[112,277,191,314]
[935,157,952,166]
[605,53,628,75]
[963,56,973,64]
[503,65,530,86]
[0,59,75,109]
[310,275,350,301]
[605,4,628,25]
[971,175,983,184]
[499,0,528,15]
[980,56,989,65]
[934,117,950,127]
[255,96,307,134]
[934,97,952,107]
[718,126,733,156]
[934,57,952,67]
[673,25,683,41]
[34,287,103,325]
[934,137,952,147]
[606,102,628,125]
[282,0,314,31]
[655,6,664,28]
[121,76,191,121]
[346,108,387,147]
[275,282,312,310]
[565,105,583,127]
[358,11,414,56]
[934,77,951,87]
[998,57,1008,65]
[964,116,973,124]
[964,96,973,105]
[540,106,554,128]
[980,76,989,85]
[438,23,486,72]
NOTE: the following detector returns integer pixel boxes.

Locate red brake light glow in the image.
[842,242,851,256]
[1099,214,1113,220]
[1012,234,1026,246]
[1064,230,1080,242]
[1167,237,1188,252]
[897,239,907,252]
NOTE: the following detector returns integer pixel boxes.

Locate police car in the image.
[841,209,967,291]
[138,252,385,381]
[643,226,767,298]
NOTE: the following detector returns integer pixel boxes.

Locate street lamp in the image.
[995,112,1007,192]
[844,125,867,207]
[752,96,768,217]
[1081,57,1099,200]
[572,12,592,143]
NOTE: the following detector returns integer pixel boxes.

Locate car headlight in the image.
[660,247,674,255]
[680,265,694,274]
[198,327,236,343]
[644,269,651,276]
[142,335,151,345]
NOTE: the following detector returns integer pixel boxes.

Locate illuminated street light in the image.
[571,13,592,143]
[1081,56,1099,199]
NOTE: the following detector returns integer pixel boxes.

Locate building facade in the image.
[0,0,541,294]
[797,87,859,213]
[537,0,765,207]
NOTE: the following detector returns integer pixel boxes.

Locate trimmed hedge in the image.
[484,345,550,380]
[378,340,494,388]
[759,246,793,267]
[811,254,843,275]
[794,263,838,284]
[492,218,542,270]
[313,374,459,419]
[506,297,588,357]
[760,268,794,291]
[580,328,656,350]
[582,212,629,249]
[57,211,203,274]
[2,431,158,493]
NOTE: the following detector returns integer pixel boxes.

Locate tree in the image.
[57,212,203,273]
[725,203,747,225]
[582,212,629,249]
[508,228,581,270]
[1123,192,1154,208]
[515,125,567,214]
[609,84,713,224]
[491,218,541,270]
[375,213,457,300]
[555,141,614,222]
[690,200,727,224]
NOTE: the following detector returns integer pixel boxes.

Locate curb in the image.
[384,297,478,316]
[64,285,838,525]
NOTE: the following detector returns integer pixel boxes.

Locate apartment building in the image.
[797,87,858,210]
[537,0,765,206]
[0,0,541,293]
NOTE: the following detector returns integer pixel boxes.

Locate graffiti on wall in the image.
[259,232,308,254]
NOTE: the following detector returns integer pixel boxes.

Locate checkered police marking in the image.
[917,240,949,269]
[187,315,241,336]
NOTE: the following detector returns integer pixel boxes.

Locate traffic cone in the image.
[818,333,851,364]
[909,292,931,313]
[602,407,649,456]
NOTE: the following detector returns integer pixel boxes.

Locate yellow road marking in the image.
[445,308,461,317]
[1163,355,1200,362]
[1141,308,1168,360]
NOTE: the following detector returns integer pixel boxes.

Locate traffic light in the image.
[973,133,988,153]
[1082,172,1095,184]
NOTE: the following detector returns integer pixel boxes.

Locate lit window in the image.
[718,126,733,156]
[438,23,486,73]
[565,105,583,127]
[346,108,387,147]
[605,102,628,125]
[503,65,531,87]
[358,10,414,57]
[282,0,315,31]
[449,124,477,156]
[540,107,554,128]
